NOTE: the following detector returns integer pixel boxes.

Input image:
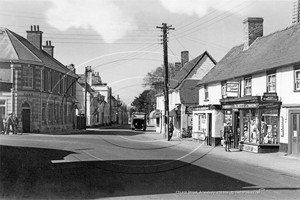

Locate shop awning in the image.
[149,110,161,119]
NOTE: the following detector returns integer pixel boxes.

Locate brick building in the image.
[0,26,78,133]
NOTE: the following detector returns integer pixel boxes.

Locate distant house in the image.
[155,51,216,136]
[0,25,78,133]
[196,18,300,155]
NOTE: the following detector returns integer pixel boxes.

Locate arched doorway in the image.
[22,102,31,133]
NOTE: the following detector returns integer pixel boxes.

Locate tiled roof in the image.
[178,79,199,105]
[198,23,300,85]
[0,27,77,78]
[169,51,216,89]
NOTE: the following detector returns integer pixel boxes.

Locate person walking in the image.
[169,120,174,140]
[4,113,14,135]
[223,121,233,152]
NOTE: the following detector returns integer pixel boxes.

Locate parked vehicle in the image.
[131,112,147,131]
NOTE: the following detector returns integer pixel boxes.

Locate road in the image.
[1,125,300,199]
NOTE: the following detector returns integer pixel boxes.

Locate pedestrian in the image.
[4,113,14,135]
[169,120,174,140]
[12,113,19,135]
[223,121,233,152]
[0,114,4,134]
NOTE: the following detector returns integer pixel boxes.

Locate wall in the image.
[199,83,222,105]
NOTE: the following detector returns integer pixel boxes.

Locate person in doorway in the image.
[223,121,233,152]
[169,120,174,140]
[4,113,14,135]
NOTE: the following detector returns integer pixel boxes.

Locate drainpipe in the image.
[10,61,15,114]
[40,66,44,132]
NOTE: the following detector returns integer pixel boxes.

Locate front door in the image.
[22,109,30,133]
[233,111,240,148]
[291,113,300,156]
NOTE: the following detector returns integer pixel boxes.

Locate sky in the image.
[0,0,295,104]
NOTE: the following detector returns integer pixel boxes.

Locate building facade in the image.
[0,26,78,133]
[196,18,300,156]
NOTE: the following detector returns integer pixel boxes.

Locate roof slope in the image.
[169,51,216,89]
[178,79,199,105]
[198,23,300,85]
[0,27,77,78]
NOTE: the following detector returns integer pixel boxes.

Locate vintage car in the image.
[130,112,147,131]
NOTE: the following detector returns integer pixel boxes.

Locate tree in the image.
[131,89,156,114]
[142,63,176,93]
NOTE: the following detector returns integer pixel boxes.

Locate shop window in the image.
[242,109,259,144]
[198,114,206,132]
[204,85,209,101]
[261,110,278,144]
[54,102,57,123]
[244,77,252,96]
[267,73,276,93]
[0,100,6,119]
[42,103,46,123]
[47,103,53,124]
[23,65,33,88]
[295,69,300,91]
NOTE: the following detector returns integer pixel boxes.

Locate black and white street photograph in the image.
[0,0,300,199]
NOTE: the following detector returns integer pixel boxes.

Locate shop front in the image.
[221,96,281,153]
[192,105,224,146]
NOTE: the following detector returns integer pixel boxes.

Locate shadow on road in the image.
[1,145,299,199]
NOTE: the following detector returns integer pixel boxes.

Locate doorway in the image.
[207,113,212,146]
[290,113,300,156]
[22,109,30,133]
[233,111,240,148]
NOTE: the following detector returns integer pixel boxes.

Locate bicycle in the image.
[179,128,192,138]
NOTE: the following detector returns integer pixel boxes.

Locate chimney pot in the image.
[34,25,36,31]
[49,41,51,46]
[31,25,33,31]
[37,25,39,31]
[46,41,48,46]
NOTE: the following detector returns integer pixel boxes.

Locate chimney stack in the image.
[175,62,181,72]
[243,17,264,51]
[43,40,54,57]
[181,51,189,68]
[27,25,43,50]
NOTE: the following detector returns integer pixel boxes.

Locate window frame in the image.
[23,64,33,88]
[266,73,276,93]
[48,70,52,92]
[204,85,209,101]
[294,67,300,91]
[244,77,252,96]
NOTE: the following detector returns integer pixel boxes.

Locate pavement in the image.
[141,125,300,177]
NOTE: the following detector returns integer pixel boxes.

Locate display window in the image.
[241,109,259,144]
[261,109,278,144]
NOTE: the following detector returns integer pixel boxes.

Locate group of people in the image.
[0,113,19,135]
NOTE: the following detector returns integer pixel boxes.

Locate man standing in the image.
[223,121,233,152]
[4,113,14,135]
[12,113,19,135]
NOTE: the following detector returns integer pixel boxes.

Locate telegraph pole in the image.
[156,23,175,141]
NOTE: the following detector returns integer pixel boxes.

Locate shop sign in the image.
[262,93,278,101]
[226,81,239,97]
[194,106,210,111]
[243,144,258,153]
[259,102,281,109]
[222,103,259,109]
